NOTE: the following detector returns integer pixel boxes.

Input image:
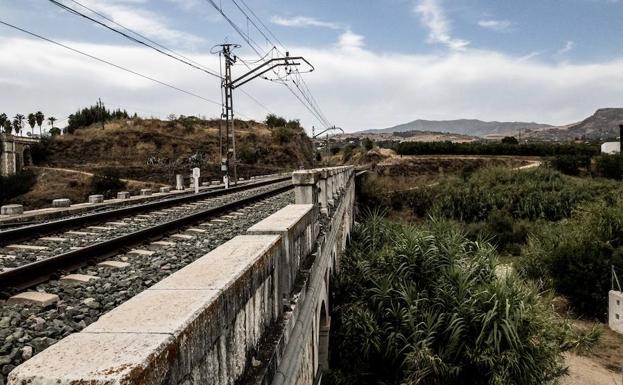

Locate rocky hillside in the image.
[528,108,623,141]
[366,119,552,137]
[41,117,314,183]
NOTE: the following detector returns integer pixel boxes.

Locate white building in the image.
[609,290,623,334]
[601,142,620,154]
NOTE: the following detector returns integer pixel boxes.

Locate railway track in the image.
[0,186,295,382]
[0,178,292,293]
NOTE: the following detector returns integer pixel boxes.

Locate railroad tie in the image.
[98,260,130,269]
[127,249,155,257]
[151,241,176,247]
[6,244,49,251]
[39,237,68,242]
[171,234,194,240]
[7,292,60,307]
[60,274,100,285]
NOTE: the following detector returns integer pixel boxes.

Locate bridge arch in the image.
[22,146,32,167]
[318,300,330,371]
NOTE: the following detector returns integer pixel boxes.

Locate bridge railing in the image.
[8,166,355,385]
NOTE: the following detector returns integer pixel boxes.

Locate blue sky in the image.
[1,0,623,132]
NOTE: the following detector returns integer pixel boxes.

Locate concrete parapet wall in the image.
[8,166,357,385]
[9,235,283,385]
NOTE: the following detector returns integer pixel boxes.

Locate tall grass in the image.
[326,211,572,385]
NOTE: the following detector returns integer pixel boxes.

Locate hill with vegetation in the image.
[38,114,314,184]
[365,118,552,137]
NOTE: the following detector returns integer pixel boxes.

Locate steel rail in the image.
[0,176,290,245]
[0,182,293,293]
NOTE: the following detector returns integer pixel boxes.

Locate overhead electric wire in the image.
[48,0,273,116]
[216,0,334,128]
[203,0,332,128]
[0,20,222,107]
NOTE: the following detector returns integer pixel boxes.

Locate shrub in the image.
[238,145,258,164]
[395,141,598,157]
[546,154,590,176]
[30,135,52,165]
[518,198,623,318]
[326,212,570,385]
[0,171,36,204]
[595,154,623,180]
[272,126,295,144]
[265,113,287,128]
[90,168,127,198]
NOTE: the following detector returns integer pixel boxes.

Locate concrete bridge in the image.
[8,166,356,385]
[1,134,39,176]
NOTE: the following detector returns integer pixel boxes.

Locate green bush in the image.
[518,198,623,318]
[546,154,590,176]
[272,126,295,144]
[326,212,570,385]
[396,141,598,157]
[90,168,127,198]
[595,154,623,180]
[0,171,36,204]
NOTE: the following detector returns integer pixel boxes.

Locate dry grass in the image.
[9,167,156,210]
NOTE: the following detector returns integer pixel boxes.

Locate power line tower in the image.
[213,44,314,187]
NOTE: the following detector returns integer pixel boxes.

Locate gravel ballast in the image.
[0,191,293,384]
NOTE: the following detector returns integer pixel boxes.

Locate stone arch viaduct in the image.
[9,166,356,385]
[1,134,38,176]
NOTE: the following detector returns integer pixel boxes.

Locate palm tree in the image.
[0,113,7,128]
[35,111,44,136]
[48,116,59,136]
[2,120,11,134]
[14,114,25,136]
[27,113,36,136]
[47,116,57,128]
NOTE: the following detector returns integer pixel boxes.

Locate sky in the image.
[1,0,623,133]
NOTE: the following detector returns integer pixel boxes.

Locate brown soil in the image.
[43,118,313,183]
[10,167,157,210]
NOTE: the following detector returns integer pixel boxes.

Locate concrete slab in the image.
[6,244,49,251]
[66,231,92,236]
[152,235,281,290]
[106,221,127,226]
[136,214,152,219]
[1,204,23,215]
[151,241,176,247]
[171,234,194,240]
[7,291,59,306]
[52,199,71,208]
[88,195,104,204]
[159,187,171,193]
[186,228,207,233]
[247,204,314,233]
[7,332,173,385]
[85,289,219,334]
[140,189,152,196]
[128,249,154,256]
[87,226,113,231]
[39,237,68,242]
[98,260,130,269]
[211,219,228,223]
[117,191,131,199]
[60,274,100,284]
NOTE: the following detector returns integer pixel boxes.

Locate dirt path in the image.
[563,353,621,385]
[30,166,162,186]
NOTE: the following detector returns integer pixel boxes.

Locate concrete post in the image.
[292,170,319,205]
[609,290,623,334]
[175,174,184,190]
[318,169,329,215]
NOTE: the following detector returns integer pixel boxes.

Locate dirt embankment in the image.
[42,118,314,183]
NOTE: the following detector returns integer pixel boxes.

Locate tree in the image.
[47,116,57,129]
[35,111,45,136]
[0,113,7,128]
[27,113,36,136]
[2,120,11,134]
[501,136,519,145]
[13,114,25,136]
[362,137,374,151]
[265,113,287,128]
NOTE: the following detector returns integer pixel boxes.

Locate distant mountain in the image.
[528,108,623,141]
[364,119,553,138]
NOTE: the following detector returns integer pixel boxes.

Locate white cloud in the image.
[478,19,513,32]
[270,16,341,30]
[557,40,575,55]
[71,0,204,47]
[2,36,623,134]
[337,30,365,49]
[413,0,469,50]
